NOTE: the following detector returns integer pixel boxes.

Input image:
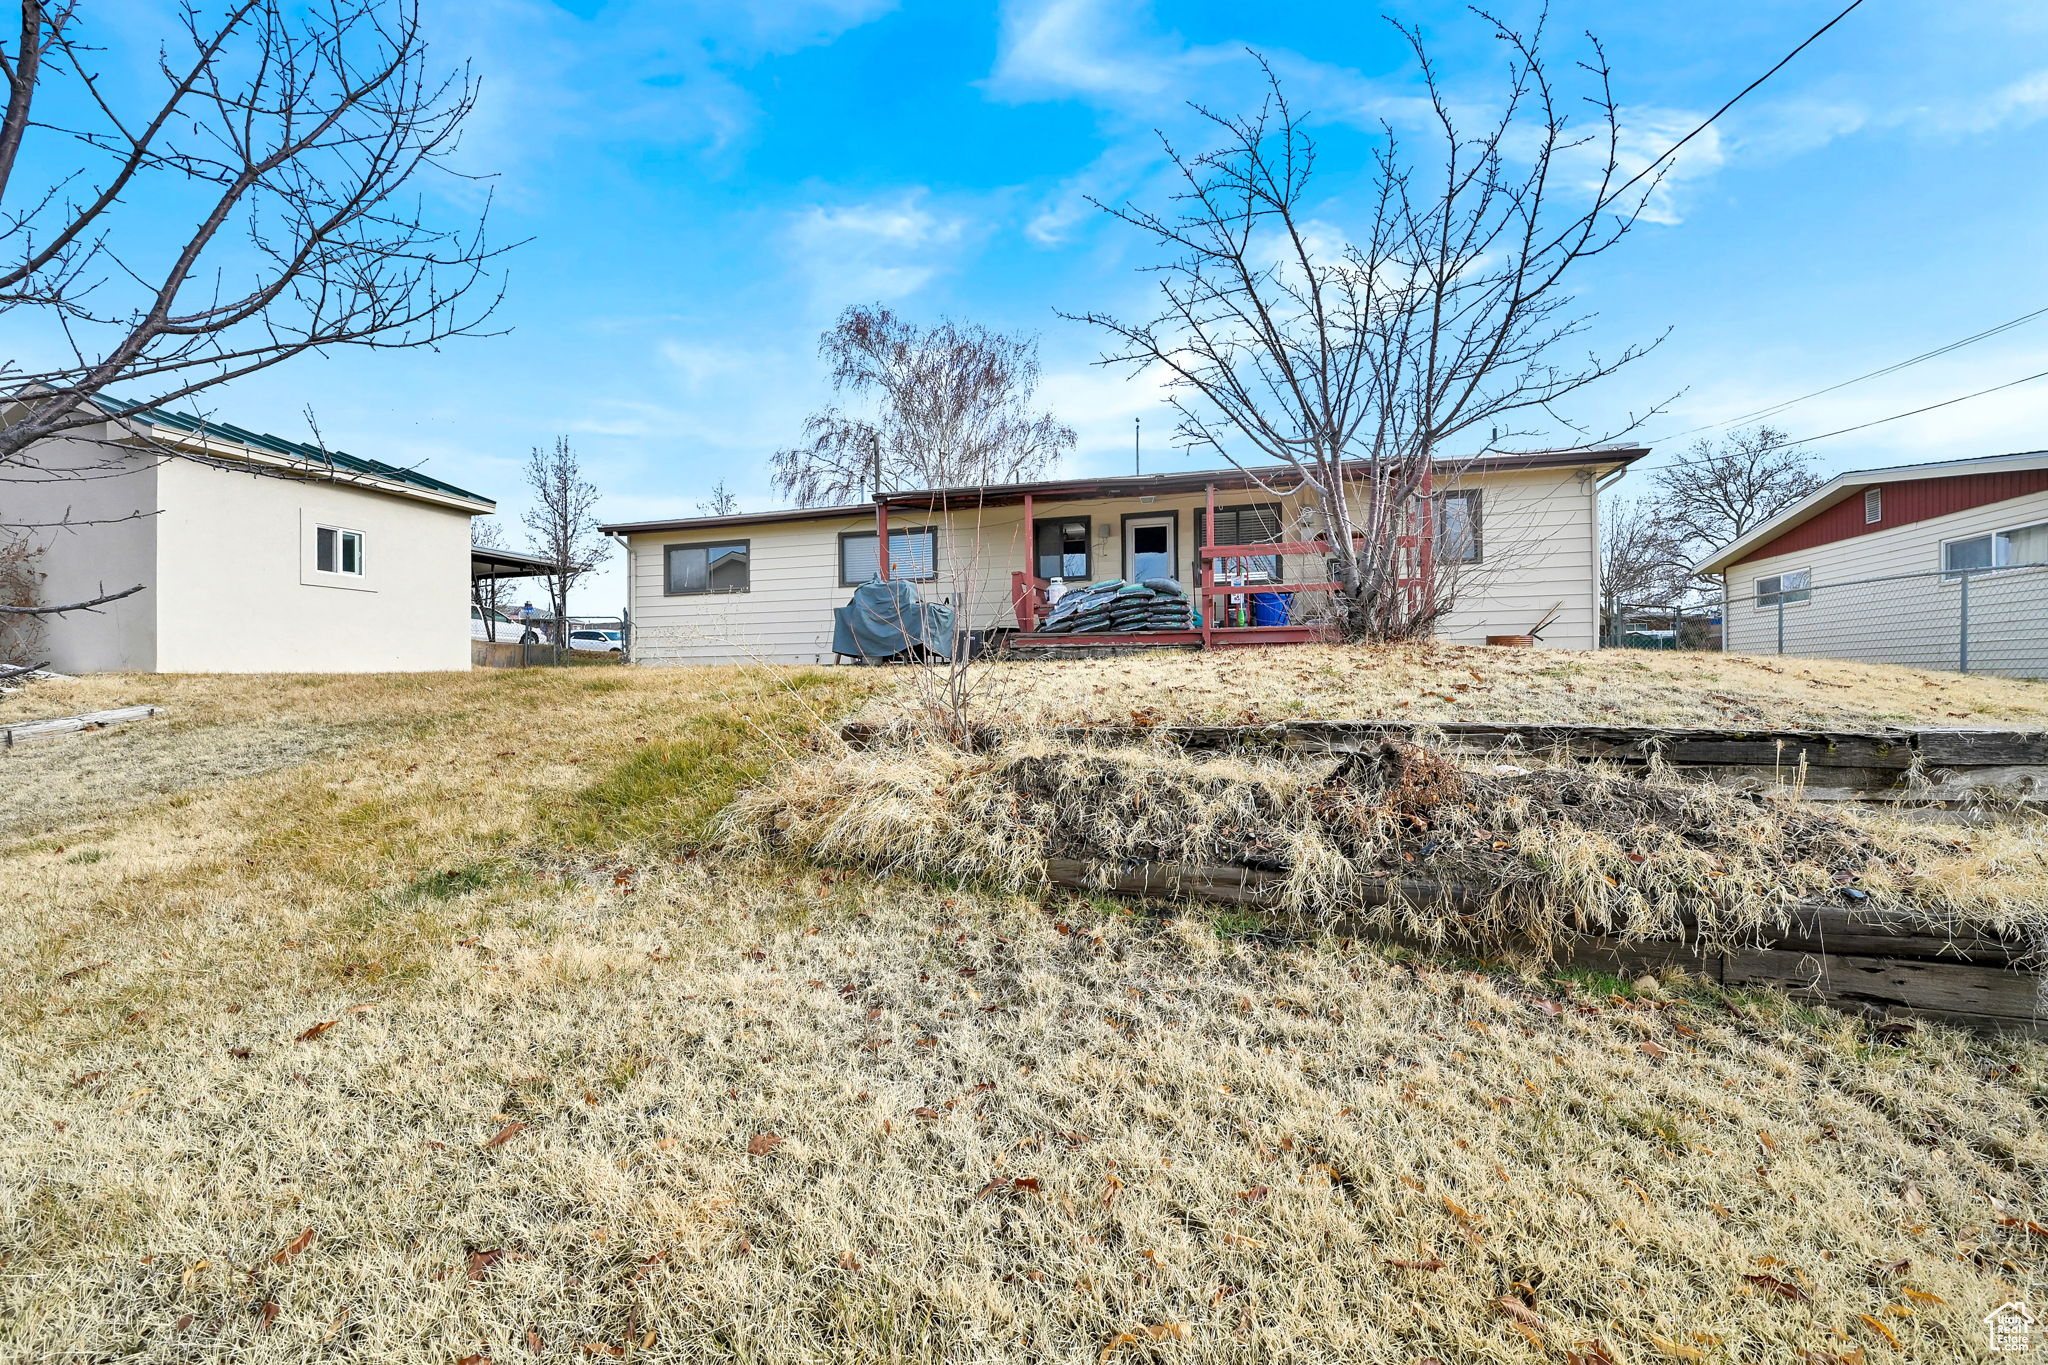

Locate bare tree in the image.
[470,514,513,642]
[1599,495,1692,640]
[521,437,607,629]
[771,304,1075,507]
[1653,425,1823,556]
[0,0,502,615]
[1072,19,1664,641]
[697,480,739,517]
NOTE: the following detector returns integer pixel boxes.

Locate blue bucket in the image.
[1250,592,1289,627]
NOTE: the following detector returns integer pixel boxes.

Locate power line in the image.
[1612,363,2048,483]
[1550,0,1869,254]
[1642,301,2048,446]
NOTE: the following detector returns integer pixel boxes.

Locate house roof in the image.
[599,446,1648,538]
[89,393,494,511]
[472,543,566,581]
[1694,449,2048,574]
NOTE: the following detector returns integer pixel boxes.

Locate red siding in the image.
[1737,470,2048,566]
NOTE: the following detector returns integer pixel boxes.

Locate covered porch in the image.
[869,468,1442,651]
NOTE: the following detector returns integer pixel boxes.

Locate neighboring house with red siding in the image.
[1696,451,2048,677]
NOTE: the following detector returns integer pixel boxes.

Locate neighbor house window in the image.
[1943,520,2048,577]
[665,540,750,595]
[315,525,363,575]
[1864,488,1882,523]
[1755,568,1810,608]
[839,527,938,585]
[1436,490,1483,564]
[1034,517,1091,580]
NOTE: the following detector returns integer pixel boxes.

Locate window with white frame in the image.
[838,526,937,585]
[1754,568,1810,608]
[314,525,363,576]
[1943,519,2048,577]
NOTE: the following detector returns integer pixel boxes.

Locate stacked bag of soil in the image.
[1035,578,1197,634]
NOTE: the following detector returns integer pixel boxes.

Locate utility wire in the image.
[1641,302,2048,446]
[1545,0,1869,255]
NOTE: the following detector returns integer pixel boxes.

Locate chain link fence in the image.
[1720,563,2048,679]
[471,614,630,668]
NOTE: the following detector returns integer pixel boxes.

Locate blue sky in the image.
[89,1,2048,609]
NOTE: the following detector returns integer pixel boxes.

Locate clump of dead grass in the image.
[727,730,2047,955]
[852,642,2048,731]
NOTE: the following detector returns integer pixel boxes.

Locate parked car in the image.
[470,605,519,641]
[567,628,623,655]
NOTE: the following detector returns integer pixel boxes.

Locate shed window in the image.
[1863,488,1882,523]
[1437,490,1483,564]
[1034,518,1091,580]
[840,527,937,585]
[315,525,363,576]
[1755,568,1810,608]
[665,541,750,595]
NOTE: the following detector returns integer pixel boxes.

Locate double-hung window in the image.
[665,541,750,595]
[839,526,937,585]
[1755,568,1810,608]
[315,525,363,576]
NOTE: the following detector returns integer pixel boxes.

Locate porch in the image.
[870,475,1440,652]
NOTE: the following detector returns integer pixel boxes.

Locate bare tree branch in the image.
[772,304,1075,507]
[0,581,141,614]
[1069,17,1664,640]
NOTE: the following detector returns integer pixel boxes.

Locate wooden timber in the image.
[1041,856,2046,1037]
[1,704,160,748]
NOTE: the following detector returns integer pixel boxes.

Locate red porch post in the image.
[875,496,890,581]
[1200,482,1215,650]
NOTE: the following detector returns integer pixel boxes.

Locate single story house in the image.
[600,448,1646,665]
[8,396,494,672]
[1697,450,2048,678]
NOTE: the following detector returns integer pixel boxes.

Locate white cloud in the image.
[785,191,973,303]
[1601,110,1728,228]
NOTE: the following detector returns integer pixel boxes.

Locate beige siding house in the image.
[603,449,1643,666]
[1698,451,2048,679]
[9,400,493,673]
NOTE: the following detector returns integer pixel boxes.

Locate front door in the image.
[1124,514,1176,583]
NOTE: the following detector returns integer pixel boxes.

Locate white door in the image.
[1124,514,1176,583]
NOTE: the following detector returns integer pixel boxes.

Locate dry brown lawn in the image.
[3,663,2046,1363]
[850,644,2048,732]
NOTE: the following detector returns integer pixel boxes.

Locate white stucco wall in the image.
[6,429,483,674]
[623,465,1607,665]
[1721,488,2048,678]
[152,455,478,672]
[6,427,159,672]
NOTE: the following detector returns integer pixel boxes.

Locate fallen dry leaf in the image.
[483,1122,527,1149]
[271,1227,315,1264]
[746,1132,784,1156]
[296,1020,338,1042]
[467,1248,505,1281]
[1742,1273,1809,1303]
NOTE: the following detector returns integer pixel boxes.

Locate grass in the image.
[851,643,2048,731]
[2,662,2046,1362]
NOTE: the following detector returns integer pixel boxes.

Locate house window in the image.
[839,526,938,586]
[1199,503,1283,582]
[1864,488,1882,524]
[1755,568,1811,608]
[1943,520,2048,577]
[315,525,363,576]
[665,540,750,595]
[1034,517,1091,580]
[1436,490,1483,564]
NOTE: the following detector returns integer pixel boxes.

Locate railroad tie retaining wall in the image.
[1044,858,2044,1037]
